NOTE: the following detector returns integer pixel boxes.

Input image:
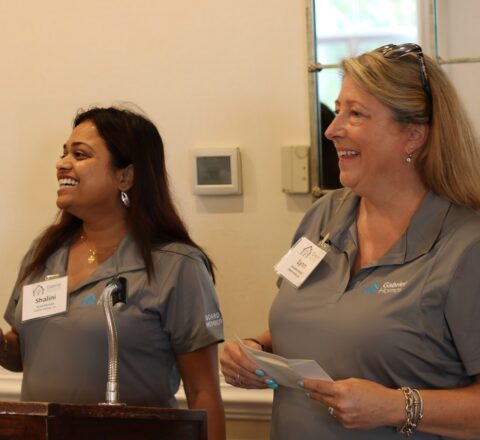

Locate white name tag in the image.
[274,237,328,288]
[22,276,68,321]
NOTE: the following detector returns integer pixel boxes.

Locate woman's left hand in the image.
[302,377,404,430]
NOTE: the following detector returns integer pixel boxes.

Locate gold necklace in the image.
[80,235,119,264]
[80,235,97,264]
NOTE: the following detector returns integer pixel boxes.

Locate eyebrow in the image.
[63,141,94,150]
[335,99,369,110]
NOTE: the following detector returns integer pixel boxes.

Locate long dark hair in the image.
[22,106,214,281]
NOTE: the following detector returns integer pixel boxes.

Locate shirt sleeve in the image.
[4,283,21,330]
[162,251,224,354]
[3,243,37,330]
[445,239,480,376]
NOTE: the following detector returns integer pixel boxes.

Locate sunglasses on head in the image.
[375,43,432,117]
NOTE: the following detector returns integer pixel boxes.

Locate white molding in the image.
[0,369,22,401]
[0,369,273,421]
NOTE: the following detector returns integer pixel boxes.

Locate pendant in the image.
[87,251,97,264]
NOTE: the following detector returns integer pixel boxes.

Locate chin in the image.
[56,198,72,211]
[338,174,352,189]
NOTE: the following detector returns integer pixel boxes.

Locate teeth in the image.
[58,178,78,187]
[338,150,359,158]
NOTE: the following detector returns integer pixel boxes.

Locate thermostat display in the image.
[191,148,242,195]
[197,156,232,185]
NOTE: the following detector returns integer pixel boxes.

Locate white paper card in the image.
[274,236,327,288]
[238,337,332,389]
[22,276,68,321]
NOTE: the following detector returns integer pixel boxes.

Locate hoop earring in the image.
[405,153,413,163]
[121,191,130,207]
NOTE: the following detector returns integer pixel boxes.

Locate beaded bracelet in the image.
[397,387,424,437]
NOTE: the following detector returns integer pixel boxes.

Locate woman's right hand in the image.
[220,339,269,389]
[0,328,22,371]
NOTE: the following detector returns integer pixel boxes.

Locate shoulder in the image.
[422,198,480,271]
[17,234,50,276]
[443,203,480,241]
[152,242,211,271]
[149,242,215,291]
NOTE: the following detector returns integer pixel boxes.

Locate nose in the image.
[324,114,345,141]
[56,154,72,171]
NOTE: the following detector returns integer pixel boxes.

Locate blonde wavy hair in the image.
[341,47,480,209]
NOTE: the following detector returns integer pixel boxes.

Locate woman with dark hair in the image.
[0,106,225,440]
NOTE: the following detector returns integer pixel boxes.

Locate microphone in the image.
[98,277,127,405]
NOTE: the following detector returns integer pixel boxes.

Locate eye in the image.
[350,110,363,117]
[73,150,88,160]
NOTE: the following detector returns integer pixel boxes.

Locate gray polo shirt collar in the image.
[44,234,146,293]
[323,190,451,267]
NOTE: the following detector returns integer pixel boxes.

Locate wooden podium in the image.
[0,401,207,440]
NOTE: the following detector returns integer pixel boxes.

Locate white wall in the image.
[3,0,478,351]
[0,0,313,340]
[1,1,479,439]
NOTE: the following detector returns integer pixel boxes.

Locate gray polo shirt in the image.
[269,188,480,439]
[5,235,224,407]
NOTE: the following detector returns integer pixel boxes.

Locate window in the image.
[314,0,419,108]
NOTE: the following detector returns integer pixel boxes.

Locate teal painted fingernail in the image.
[298,380,304,388]
[255,369,265,377]
[265,378,277,385]
[267,383,278,390]
[304,391,310,398]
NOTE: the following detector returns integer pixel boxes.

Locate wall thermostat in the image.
[191,147,242,195]
[281,146,310,194]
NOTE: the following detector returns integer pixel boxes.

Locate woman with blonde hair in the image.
[221,44,480,439]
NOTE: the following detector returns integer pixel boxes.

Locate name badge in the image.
[22,276,68,322]
[274,236,328,288]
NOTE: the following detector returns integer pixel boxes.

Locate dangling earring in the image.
[405,153,413,163]
[121,191,130,207]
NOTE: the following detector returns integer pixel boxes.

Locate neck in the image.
[81,217,128,249]
[352,182,428,274]
[358,169,428,219]
[356,183,428,255]
[360,185,428,220]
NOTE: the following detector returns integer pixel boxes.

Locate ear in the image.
[405,123,429,156]
[117,165,134,192]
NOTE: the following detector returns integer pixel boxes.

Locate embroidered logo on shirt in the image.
[363,281,407,295]
[81,294,97,306]
[205,312,223,328]
[363,283,380,294]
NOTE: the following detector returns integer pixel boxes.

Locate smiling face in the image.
[325,75,416,198]
[56,121,128,220]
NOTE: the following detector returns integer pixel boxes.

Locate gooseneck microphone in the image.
[98,277,127,405]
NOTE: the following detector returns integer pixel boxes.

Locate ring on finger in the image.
[235,372,243,386]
